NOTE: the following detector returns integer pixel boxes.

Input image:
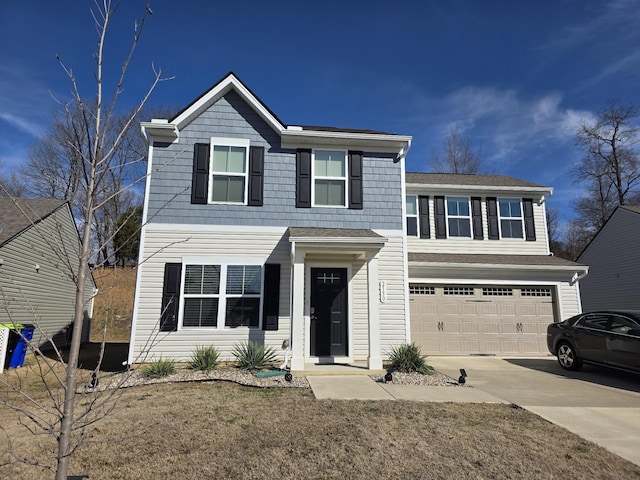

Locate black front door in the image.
[310,268,348,357]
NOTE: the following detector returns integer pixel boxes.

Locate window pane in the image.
[243,266,262,294]
[501,219,523,238]
[447,197,469,216]
[227,147,246,173]
[315,180,345,206]
[184,265,204,294]
[406,196,417,215]
[449,218,471,237]
[183,298,218,327]
[227,265,262,294]
[315,150,345,177]
[202,265,220,294]
[225,297,260,327]
[499,198,521,217]
[212,146,229,172]
[406,217,418,236]
[212,176,245,202]
[227,176,244,202]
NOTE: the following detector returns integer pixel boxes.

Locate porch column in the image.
[367,252,383,370]
[290,249,306,371]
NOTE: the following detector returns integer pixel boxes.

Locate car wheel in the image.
[556,342,583,371]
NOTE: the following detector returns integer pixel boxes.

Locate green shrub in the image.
[141,357,176,378]
[388,343,433,374]
[189,345,220,371]
[232,341,277,371]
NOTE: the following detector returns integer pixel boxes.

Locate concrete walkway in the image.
[307,375,505,403]
[307,356,640,467]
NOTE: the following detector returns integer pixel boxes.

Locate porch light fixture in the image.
[458,368,467,385]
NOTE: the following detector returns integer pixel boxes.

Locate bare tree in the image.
[1,2,170,479]
[0,160,26,197]
[19,102,171,266]
[572,100,640,233]
[429,126,483,174]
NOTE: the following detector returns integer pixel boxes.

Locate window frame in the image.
[178,257,264,329]
[406,195,419,237]
[445,196,472,238]
[498,197,524,239]
[311,148,348,208]
[209,137,250,205]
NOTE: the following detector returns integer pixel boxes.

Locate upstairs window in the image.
[446,196,471,237]
[313,150,347,207]
[498,198,523,238]
[406,195,418,236]
[210,138,250,204]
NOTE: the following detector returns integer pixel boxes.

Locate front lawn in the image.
[1,381,639,479]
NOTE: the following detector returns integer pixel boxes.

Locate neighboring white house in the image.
[128,73,588,370]
[0,199,95,350]
[577,205,640,311]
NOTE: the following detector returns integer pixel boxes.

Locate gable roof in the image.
[620,205,640,214]
[0,198,67,247]
[142,72,412,156]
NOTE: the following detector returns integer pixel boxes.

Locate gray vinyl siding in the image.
[146,91,403,230]
[0,205,94,349]
[578,208,640,311]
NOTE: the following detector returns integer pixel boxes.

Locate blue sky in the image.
[1,0,639,228]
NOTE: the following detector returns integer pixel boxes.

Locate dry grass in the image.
[90,267,136,343]
[2,381,639,480]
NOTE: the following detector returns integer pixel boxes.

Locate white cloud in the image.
[0,112,45,138]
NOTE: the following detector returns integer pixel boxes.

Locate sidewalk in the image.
[307,375,506,403]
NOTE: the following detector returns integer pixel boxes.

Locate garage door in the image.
[409,285,555,355]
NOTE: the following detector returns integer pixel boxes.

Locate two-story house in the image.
[128,73,412,371]
[405,173,588,355]
[128,73,588,371]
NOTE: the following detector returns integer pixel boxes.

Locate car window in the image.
[609,315,640,335]
[577,314,609,330]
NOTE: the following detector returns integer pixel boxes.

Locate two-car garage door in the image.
[409,284,556,355]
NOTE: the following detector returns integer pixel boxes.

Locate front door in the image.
[310,268,348,357]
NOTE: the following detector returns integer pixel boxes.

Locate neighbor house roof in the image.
[405,172,546,188]
[0,199,67,247]
[620,205,640,214]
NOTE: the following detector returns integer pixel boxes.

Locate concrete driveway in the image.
[428,356,640,467]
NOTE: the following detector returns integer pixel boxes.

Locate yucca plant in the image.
[388,343,433,374]
[141,357,176,378]
[189,345,220,371]
[232,340,277,371]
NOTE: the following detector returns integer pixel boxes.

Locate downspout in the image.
[280,240,296,370]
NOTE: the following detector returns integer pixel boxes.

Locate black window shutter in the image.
[471,197,483,240]
[191,143,210,204]
[296,149,312,208]
[523,198,536,241]
[418,195,430,239]
[160,263,182,332]
[348,151,363,209]
[434,196,447,239]
[262,264,280,330]
[487,197,499,240]
[248,146,264,206]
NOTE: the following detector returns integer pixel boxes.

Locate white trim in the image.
[406,183,553,197]
[143,224,288,234]
[497,197,525,240]
[209,137,250,205]
[409,261,588,274]
[281,128,412,152]
[311,148,348,208]
[400,157,412,345]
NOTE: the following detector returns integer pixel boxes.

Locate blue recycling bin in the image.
[8,324,34,368]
